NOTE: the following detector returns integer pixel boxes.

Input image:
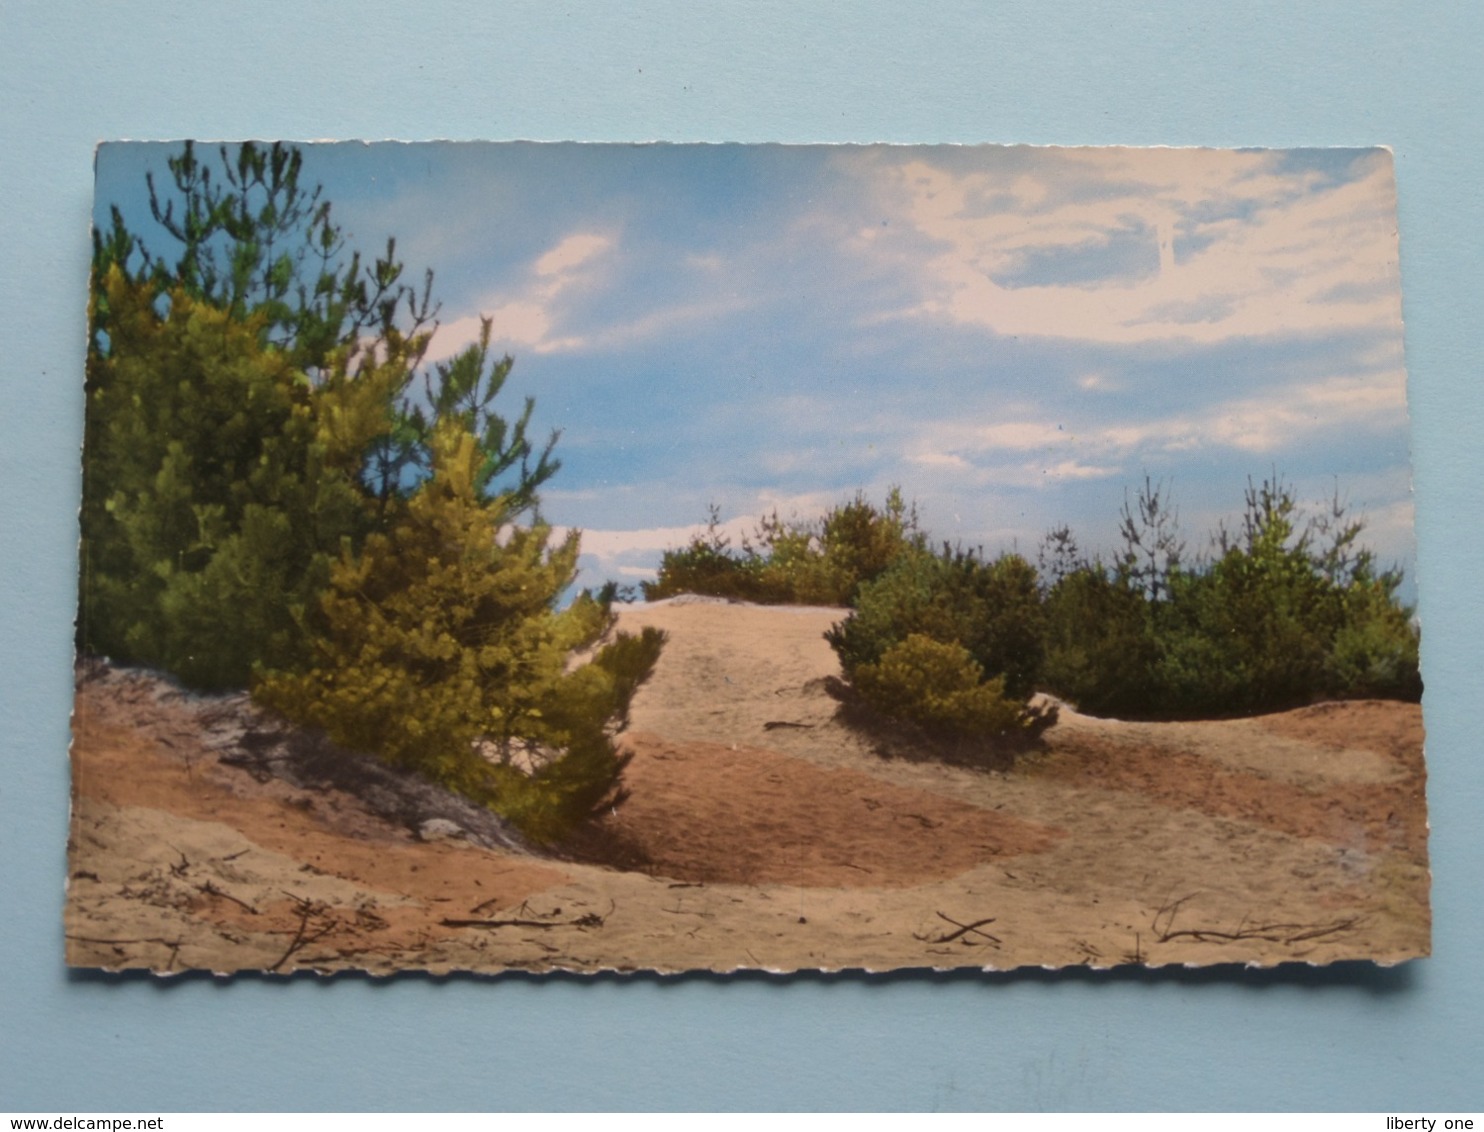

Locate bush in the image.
[826,544,1049,739]
[1038,476,1421,718]
[1041,564,1159,717]
[851,634,1032,737]
[643,489,923,606]
[641,506,766,603]
[1326,582,1423,701]
[482,627,667,844]
[83,144,561,691]
[828,545,1045,700]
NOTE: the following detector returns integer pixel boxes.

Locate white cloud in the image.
[908,451,972,470]
[423,229,753,364]
[911,368,1410,471]
[973,422,1075,451]
[562,521,737,559]
[423,230,615,361]
[1041,460,1120,481]
[534,232,611,277]
[850,147,1405,346]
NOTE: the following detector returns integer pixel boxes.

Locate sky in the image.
[93,142,1417,600]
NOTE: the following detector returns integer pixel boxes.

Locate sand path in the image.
[66,597,1429,973]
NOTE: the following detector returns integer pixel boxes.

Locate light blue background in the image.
[2,1,1480,1112]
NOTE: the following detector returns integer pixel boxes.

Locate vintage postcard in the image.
[69,142,1426,973]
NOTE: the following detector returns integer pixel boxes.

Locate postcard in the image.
[69,142,1426,973]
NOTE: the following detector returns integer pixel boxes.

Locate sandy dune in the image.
[66,597,1429,974]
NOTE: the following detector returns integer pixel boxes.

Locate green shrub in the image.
[86,142,656,844]
[810,488,924,604]
[1324,579,1422,701]
[827,545,1045,701]
[852,634,1032,737]
[1154,540,1332,716]
[825,544,1049,740]
[1041,564,1159,717]
[643,489,923,606]
[641,507,767,603]
[485,627,667,844]
[1038,476,1421,718]
[83,144,560,691]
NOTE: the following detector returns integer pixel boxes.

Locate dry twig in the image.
[197,881,259,916]
[914,911,1002,947]
[445,899,612,932]
[1152,893,1363,946]
[269,898,337,972]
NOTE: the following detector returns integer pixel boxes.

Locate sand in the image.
[65,597,1430,974]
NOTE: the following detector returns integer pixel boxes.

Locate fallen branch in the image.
[197,881,259,916]
[1283,919,1365,944]
[442,913,605,931]
[1150,891,1203,939]
[1152,893,1363,946]
[442,917,572,930]
[66,934,181,947]
[444,900,612,932]
[1156,918,1362,946]
[269,899,336,972]
[914,911,1002,947]
[442,911,607,931]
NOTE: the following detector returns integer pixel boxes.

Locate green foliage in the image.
[92,140,437,375]
[493,626,667,843]
[828,545,1045,700]
[826,543,1050,739]
[1325,582,1423,701]
[641,506,762,602]
[1115,475,1186,602]
[1040,476,1422,718]
[81,140,445,686]
[642,489,923,606]
[79,271,404,688]
[82,141,662,843]
[255,422,665,843]
[82,142,561,689]
[851,634,1032,737]
[1041,564,1160,718]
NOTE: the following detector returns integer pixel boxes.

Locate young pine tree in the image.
[255,419,664,843]
[82,140,442,687]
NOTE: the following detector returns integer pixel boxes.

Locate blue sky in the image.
[94,142,1417,599]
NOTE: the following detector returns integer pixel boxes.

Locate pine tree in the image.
[255,420,664,842]
[83,142,665,840]
[81,143,554,687]
[80,268,411,687]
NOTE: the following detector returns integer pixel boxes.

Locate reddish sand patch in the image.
[595,731,1064,887]
[1033,701,1428,865]
[1257,699,1424,761]
[70,686,568,956]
